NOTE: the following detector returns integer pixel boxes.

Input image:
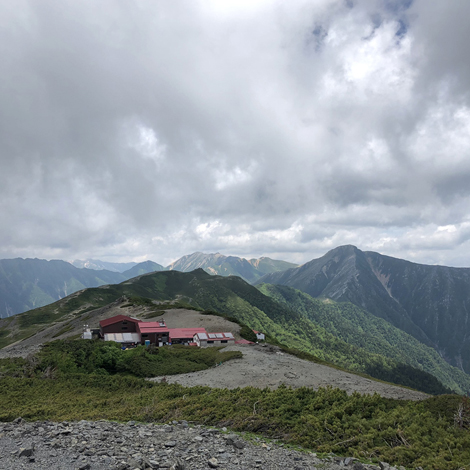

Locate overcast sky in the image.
[1,0,470,267]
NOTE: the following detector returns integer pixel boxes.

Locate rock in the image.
[18,446,34,457]
[0,419,400,470]
[170,459,185,470]
[379,463,396,470]
[77,464,91,470]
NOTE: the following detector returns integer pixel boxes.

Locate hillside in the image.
[258,283,470,395]
[0,269,467,394]
[167,252,297,283]
[0,258,164,318]
[257,245,470,375]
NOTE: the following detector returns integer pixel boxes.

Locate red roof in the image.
[169,328,207,340]
[100,315,142,328]
[138,322,170,334]
[235,339,254,345]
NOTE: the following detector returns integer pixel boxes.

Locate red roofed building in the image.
[138,321,170,346]
[99,315,142,336]
[169,328,207,345]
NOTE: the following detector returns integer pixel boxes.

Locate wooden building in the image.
[99,315,141,336]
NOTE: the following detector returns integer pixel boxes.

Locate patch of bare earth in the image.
[149,343,428,401]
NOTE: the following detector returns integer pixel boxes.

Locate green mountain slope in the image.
[257,245,470,375]
[0,269,466,394]
[0,258,164,318]
[257,283,470,395]
[167,252,297,283]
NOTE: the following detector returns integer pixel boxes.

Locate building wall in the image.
[101,319,139,336]
[140,332,169,345]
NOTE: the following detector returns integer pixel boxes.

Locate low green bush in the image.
[10,339,242,379]
[0,376,469,469]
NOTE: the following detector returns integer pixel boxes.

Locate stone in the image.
[77,464,91,470]
[18,446,34,457]
[0,419,401,470]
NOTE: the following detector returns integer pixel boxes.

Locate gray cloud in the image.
[1,0,470,267]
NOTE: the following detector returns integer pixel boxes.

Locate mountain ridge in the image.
[167,252,298,283]
[257,244,470,374]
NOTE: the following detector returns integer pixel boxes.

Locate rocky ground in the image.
[149,343,428,401]
[0,418,404,470]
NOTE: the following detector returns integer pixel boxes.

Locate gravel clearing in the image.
[149,343,428,401]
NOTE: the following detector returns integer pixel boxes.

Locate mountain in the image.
[256,245,470,375]
[71,259,138,272]
[1,268,468,394]
[0,258,164,318]
[167,252,297,283]
[121,261,165,278]
[257,283,470,394]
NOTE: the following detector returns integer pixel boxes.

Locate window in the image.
[221,340,228,343]
[142,334,148,338]
[122,327,128,330]
[207,341,214,344]
[122,321,128,325]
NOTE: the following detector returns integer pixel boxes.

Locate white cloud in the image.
[1,0,470,268]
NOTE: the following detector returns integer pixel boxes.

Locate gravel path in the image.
[149,344,428,401]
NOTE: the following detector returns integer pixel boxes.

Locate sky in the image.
[1,0,470,267]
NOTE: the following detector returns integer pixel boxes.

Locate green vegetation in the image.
[0,374,469,469]
[0,339,241,379]
[257,283,470,395]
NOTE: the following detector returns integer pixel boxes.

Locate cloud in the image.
[1,0,470,267]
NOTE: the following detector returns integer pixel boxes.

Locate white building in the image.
[193,332,235,347]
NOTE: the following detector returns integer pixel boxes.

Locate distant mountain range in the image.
[0,253,296,318]
[167,252,297,283]
[0,259,162,318]
[257,245,470,375]
[71,259,139,272]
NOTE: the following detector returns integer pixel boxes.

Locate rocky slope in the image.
[257,245,470,374]
[0,418,404,470]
